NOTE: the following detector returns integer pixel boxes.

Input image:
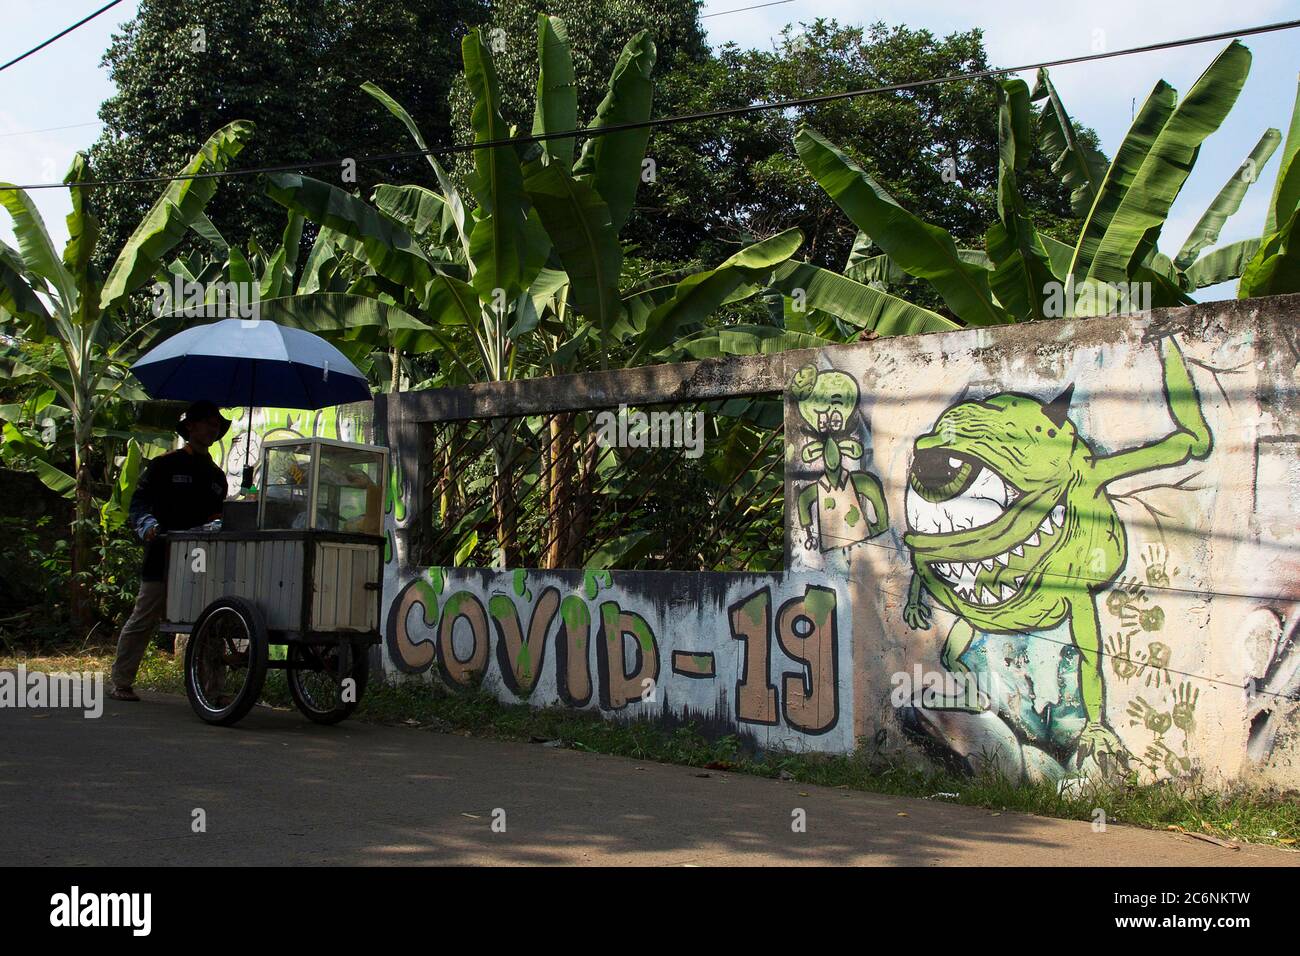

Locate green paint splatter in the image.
[693,655,712,671]
[802,585,837,626]
[488,594,515,622]
[845,505,860,527]
[823,496,836,511]
[601,601,654,651]
[384,529,393,564]
[516,644,532,682]
[739,590,767,629]
[429,567,445,596]
[387,456,406,522]
[513,569,529,599]
[443,591,475,617]
[560,595,589,631]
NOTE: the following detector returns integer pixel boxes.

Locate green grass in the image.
[6,647,1298,850]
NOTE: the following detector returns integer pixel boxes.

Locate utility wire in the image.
[0,0,126,74]
[9,16,1300,191]
[701,0,795,19]
[0,120,102,139]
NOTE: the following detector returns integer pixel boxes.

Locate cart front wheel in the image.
[287,642,370,725]
[184,596,269,726]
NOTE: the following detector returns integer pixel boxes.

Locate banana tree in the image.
[1236,72,1300,297]
[0,122,254,628]
[797,42,1263,325]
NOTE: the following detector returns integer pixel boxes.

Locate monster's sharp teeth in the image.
[1014,575,1025,587]
[995,551,1011,567]
[1000,585,1016,602]
[1039,517,1053,536]
[964,562,981,579]
[1025,531,1040,548]
[980,558,994,571]
[1052,504,1065,528]
[980,587,998,605]
[1012,544,1024,557]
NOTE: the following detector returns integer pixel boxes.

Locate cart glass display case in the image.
[260,438,386,535]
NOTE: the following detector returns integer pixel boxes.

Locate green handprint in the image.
[1144,740,1190,776]
[1127,696,1172,735]
[1106,632,1140,681]
[1144,642,1172,688]
[1172,681,1199,733]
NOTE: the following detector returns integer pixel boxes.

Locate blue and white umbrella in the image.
[130,318,370,409]
[131,318,372,488]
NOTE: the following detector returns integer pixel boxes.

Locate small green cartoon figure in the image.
[791,364,889,552]
[900,337,1211,777]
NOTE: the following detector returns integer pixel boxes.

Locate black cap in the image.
[177,400,232,441]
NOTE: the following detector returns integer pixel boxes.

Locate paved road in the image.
[1,683,1295,866]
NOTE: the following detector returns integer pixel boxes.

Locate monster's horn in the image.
[1043,383,1075,427]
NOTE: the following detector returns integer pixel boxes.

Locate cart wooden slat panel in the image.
[165,533,306,632]
[311,541,379,632]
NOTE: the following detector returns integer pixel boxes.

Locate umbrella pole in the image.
[241,367,255,492]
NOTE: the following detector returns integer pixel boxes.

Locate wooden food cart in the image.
[161,437,388,726]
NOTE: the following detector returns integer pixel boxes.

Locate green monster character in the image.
[791,364,890,552]
[901,336,1211,771]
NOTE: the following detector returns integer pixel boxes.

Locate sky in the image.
[1,0,1298,302]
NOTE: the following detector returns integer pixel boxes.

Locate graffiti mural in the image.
[897,336,1212,779]
[790,364,889,553]
[383,568,853,752]
[375,304,1300,789]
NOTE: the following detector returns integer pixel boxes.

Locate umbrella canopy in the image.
[130,318,371,409]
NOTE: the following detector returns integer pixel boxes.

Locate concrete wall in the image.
[377,295,1300,788]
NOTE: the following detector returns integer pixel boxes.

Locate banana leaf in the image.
[1182,238,1260,289]
[1264,73,1300,236]
[633,228,803,361]
[796,127,1006,327]
[0,185,77,312]
[532,15,578,169]
[524,161,623,345]
[1087,42,1252,285]
[1031,68,1108,218]
[572,31,656,234]
[462,29,549,302]
[99,120,254,315]
[767,261,954,335]
[1069,82,1177,279]
[362,81,470,260]
[1175,129,1280,270]
[265,172,434,293]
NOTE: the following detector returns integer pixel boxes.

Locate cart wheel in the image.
[184,597,269,726]
[287,642,370,725]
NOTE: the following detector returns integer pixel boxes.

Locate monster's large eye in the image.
[906,448,1020,535]
[909,448,975,503]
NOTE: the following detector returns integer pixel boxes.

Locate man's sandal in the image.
[109,687,141,702]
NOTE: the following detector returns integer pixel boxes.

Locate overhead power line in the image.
[0,0,126,74]
[701,0,795,19]
[7,16,1300,191]
[0,120,103,139]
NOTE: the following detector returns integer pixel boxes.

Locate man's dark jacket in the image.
[128,449,226,581]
